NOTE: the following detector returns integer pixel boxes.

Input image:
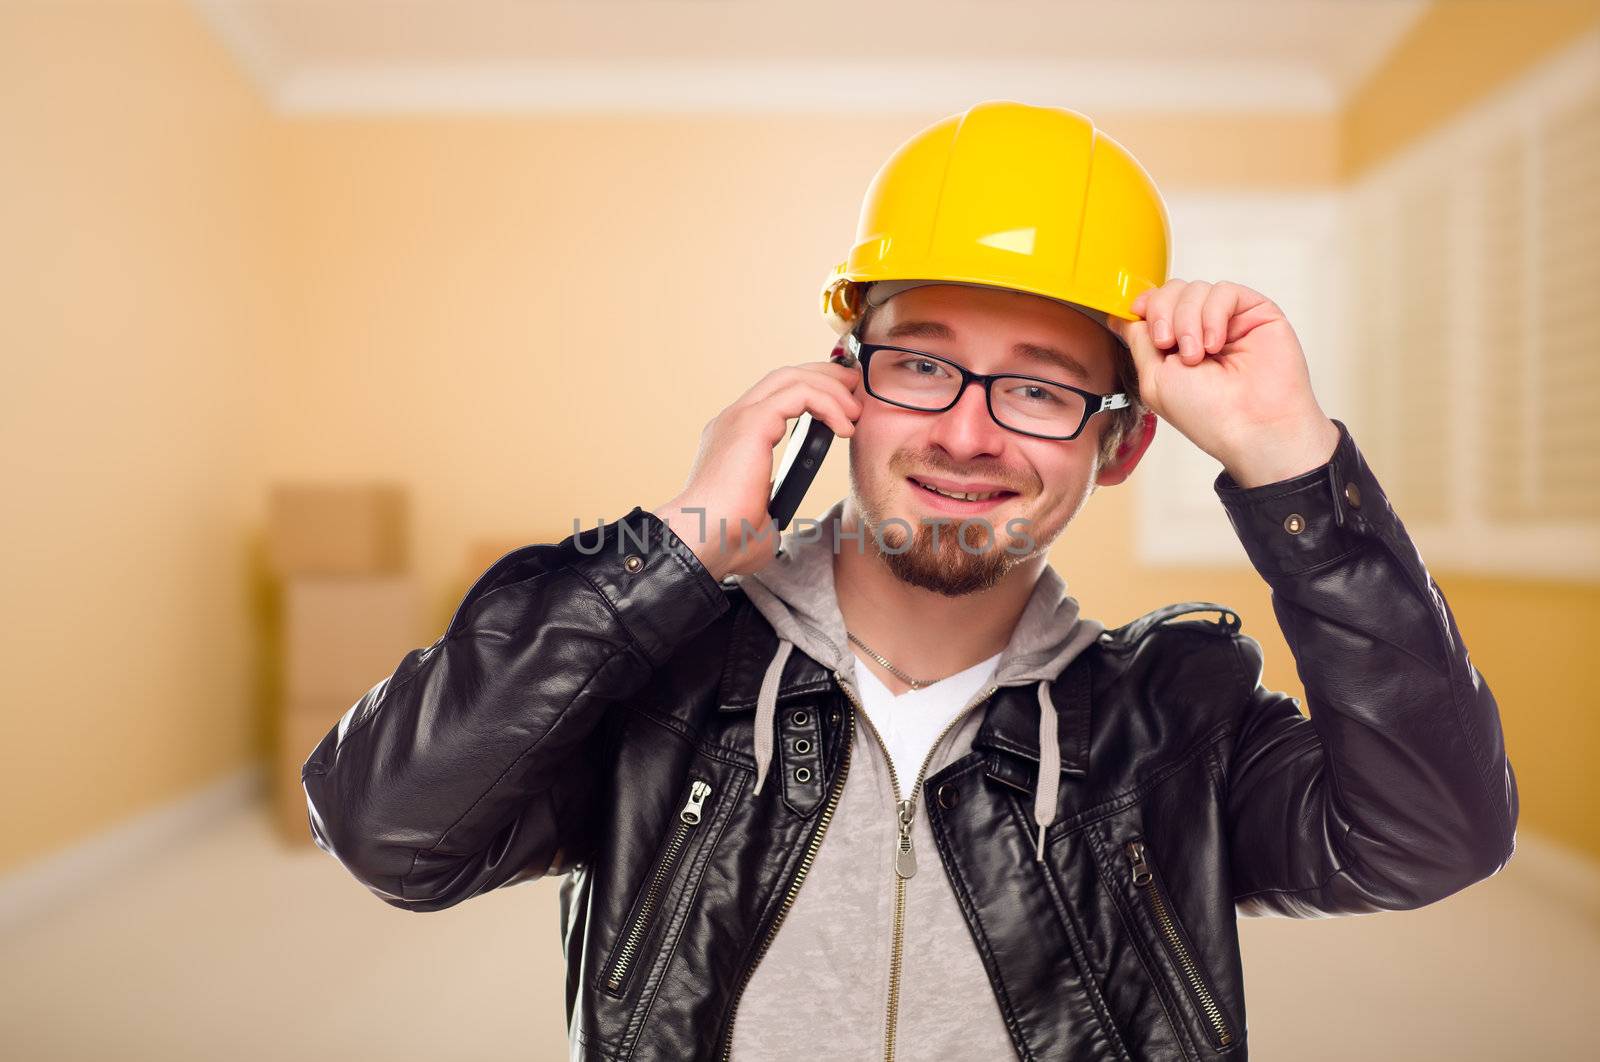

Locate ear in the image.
[1094,412,1157,487]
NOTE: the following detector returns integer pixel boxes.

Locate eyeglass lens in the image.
[867,350,1086,437]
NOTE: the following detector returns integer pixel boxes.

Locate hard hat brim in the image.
[858,279,1130,351]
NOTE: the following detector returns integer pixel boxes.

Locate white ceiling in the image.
[193,0,1431,114]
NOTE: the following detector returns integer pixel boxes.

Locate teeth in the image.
[917,480,1004,502]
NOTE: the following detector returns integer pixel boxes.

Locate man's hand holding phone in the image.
[653,350,861,583]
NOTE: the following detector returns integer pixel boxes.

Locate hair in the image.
[1097,330,1147,470]
[852,297,1146,471]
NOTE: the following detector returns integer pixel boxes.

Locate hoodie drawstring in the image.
[752,633,1056,857]
[1034,679,1060,862]
[752,640,1060,862]
[752,637,794,797]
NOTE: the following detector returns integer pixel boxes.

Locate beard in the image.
[850,465,1049,598]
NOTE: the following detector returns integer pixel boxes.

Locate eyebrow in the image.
[882,319,1093,382]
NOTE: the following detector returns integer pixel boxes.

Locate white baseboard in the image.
[0,764,265,936]
[1503,829,1600,922]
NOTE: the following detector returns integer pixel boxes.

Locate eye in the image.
[1008,383,1065,405]
[884,351,952,378]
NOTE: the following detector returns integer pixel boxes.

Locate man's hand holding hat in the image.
[1107,279,1341,489]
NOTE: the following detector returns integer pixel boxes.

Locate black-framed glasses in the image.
[844,331,1128,442]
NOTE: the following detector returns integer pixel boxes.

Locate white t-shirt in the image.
[850,650,1004,792]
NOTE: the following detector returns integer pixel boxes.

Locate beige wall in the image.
[3,0,1593,877]
[1,1,285,876]
[1343,0,1600,176]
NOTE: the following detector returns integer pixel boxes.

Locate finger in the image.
[816,370,866,415]
[807,360,864,384]
[1171,281,1213,364]
[755,381,860,440]
[733,393,855,456]
[1105,316,1164,395]
[738,362,861,410]
[1199,283,1241,354]
[735,365,801,408]
[790,361,864,403]
[1146,278,1186,348]
[1218,283,1274,343]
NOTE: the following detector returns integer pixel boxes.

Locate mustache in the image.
[893,452,1033,493]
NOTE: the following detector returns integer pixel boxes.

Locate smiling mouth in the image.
[907,477,1018,503]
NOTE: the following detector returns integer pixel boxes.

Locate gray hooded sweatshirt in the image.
[726,497,1106,1060]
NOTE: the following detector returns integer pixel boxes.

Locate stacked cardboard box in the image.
[446,530,575,630]
[268,484,422,847]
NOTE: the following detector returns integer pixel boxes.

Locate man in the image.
[303,102,1518,1061]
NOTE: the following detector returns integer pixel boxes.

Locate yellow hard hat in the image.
[820,100,1170,339]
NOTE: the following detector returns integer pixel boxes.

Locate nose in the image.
[925,378,1010,463]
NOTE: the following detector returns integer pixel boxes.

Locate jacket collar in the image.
[717,593,1094,776]
[972,649,1092,777]
[717,598,835,709]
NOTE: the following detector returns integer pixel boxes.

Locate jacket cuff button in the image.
[624,554,644,573]
[1343,482,1362,508]
[1283,513,1306,535]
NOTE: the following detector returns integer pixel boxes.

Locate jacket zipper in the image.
[716,697,854,1062]
[851,679,1001,1062]
[1124,839,1235,1049]
[603,778,714,994]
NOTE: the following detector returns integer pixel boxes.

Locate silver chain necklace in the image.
[846,630,952,690]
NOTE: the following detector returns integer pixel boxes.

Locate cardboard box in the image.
[284,575,426,705]
[276,704,344,847]
[462,531,580,581]
[439,533,572,631]
[268,483,408,576]
[465,537,542,581]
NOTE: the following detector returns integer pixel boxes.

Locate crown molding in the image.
[189,0,1341,117]
[265,59,1339,115]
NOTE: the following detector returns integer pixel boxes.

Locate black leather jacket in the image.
[302,420,1518,1060]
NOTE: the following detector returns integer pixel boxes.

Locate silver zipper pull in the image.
[680,780,712,825]
[895,798,917,879]
[1125,839,1151,885]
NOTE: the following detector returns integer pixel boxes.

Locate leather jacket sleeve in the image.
[1215,418,1519,917]
[301,506,730,912]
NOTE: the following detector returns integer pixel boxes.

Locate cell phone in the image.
[767,345,857,532]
